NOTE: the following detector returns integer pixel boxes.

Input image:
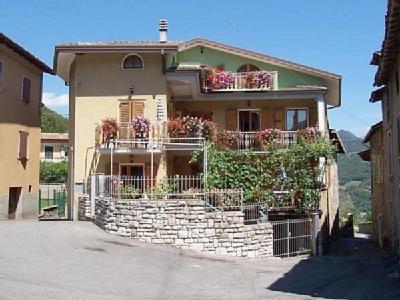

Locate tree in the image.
[40,161,68,183]
[41,106,68,133]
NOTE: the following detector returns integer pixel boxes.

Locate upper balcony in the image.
[201,70,278,93]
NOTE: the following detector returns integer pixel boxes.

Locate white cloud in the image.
[42,92,68,107]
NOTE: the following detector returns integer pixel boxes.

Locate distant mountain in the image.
[337,130,371,223]
[41,106,68,133]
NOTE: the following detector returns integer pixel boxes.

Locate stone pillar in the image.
[311,211,320,256]
[90,173,96,218]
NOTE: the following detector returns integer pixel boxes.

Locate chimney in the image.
[159,19,167,43]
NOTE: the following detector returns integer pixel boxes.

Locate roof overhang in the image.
[178,38,341,107]
[329,129,346,154]
[54,44,179,81]
[0,33,54,74]
[370,87,386,103]
[358,149,371,161]
[363,121,383,143]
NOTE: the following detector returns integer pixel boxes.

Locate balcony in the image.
[201,70,277,92]
[234,131,297,151]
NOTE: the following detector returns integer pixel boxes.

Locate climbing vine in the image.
[190,134,336,212]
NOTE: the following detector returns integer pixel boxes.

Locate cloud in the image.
[42,92,68,107]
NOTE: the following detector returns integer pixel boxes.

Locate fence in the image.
[271,218,312,257]
[100,175,204,199]
[38,188,67,217]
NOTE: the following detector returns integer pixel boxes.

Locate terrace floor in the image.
[0,220,399,299]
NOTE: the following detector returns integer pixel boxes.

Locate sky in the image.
[0,0,387,137]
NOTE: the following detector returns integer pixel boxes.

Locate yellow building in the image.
[40,133,68,162]
[54,19,343,241]
[0,33,54,219]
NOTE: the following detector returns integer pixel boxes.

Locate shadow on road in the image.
[267,236,400,299]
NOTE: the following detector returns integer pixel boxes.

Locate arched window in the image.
[237,64,259,73]
[122,54,143,69]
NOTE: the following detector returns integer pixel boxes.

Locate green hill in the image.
[41,106,68,133]
[337,130,371,223]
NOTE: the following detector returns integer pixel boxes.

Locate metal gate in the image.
[272,218,312,257]
[39,188,67,218]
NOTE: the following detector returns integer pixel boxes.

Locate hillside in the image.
[41,106,68,133]
[337,130,371,223]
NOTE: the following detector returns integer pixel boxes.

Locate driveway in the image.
[0,220,399,300]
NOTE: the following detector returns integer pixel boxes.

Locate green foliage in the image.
[41,106,68,133]
[117,185,140,199]
[337,130,371,224]
[40,161,68,183]
[191,136,336,212]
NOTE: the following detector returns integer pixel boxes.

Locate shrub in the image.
[40,161,68,183]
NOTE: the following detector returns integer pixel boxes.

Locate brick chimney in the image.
[159,19,167,43]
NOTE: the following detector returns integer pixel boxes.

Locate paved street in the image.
[0,220,399,300]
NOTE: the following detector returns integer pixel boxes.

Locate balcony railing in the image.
[202,71,277,92]
[233,131,297,151]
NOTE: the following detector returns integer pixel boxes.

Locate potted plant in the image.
[258,128,281,150]
[132,116,150,139]
[101,118,118,148]
[297,127,321,143]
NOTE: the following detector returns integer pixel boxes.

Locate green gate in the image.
[39,188,67,218]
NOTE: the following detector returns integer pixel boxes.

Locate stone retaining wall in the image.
[95,197,273,258]
[78,195,91,220]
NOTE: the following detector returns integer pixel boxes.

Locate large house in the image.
[0,33,54,219]
[368,0,400,262]
[54,21,342,243]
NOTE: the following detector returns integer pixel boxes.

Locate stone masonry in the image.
[78,195,91,220]
[94,197,273,258]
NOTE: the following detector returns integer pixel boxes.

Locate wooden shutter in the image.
[22,77,31,103]
[309,107,317,128]
[261,108,273,129]
[119,101,130,123]
[273,108,285,130]
[131,101,145,117]
[226,109,237,130]
[18,131,29,159]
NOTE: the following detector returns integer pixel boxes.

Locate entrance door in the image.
[8,187,21,219]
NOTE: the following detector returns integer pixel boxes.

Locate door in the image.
[238,110,260,149]
[120,164,145,192]
[8,187,21,219]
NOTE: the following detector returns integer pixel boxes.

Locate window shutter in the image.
[22,77,31,103]
[119,101,130,123]
[273,108,285,130]
[261,108,273,129]
[309,107,317,127]
[131,101,145,117]
[19,131,29,159]
[226,109,237,130]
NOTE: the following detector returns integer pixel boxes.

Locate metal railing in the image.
[236,131,297,150]
[272,218,312,257]
[204,189,268,224]
[100,175,204,199]
[203,71,277,92]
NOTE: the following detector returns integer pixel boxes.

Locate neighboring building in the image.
[359,122,390,248]
[40,133,69,162]
[370,0,400,262]
[54,20,342,243]
[0,33,54,219]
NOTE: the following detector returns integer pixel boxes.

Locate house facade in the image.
[370,0,400,262]
[40,133,68,162]
[0,33,54,219]
[54,21,342,240]
[359,122,390,248]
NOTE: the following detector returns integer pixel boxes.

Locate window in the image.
[0,60,3,90]
[61,145,68,157]
[122,54,143,69]
[21,76,31,103]
[286,109,308,131]
[237,64,259,73]
[45,146,54,159]
[239,110,260,132]
[18,131,29,159]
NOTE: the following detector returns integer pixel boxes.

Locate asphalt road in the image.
[0,220,399,300]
